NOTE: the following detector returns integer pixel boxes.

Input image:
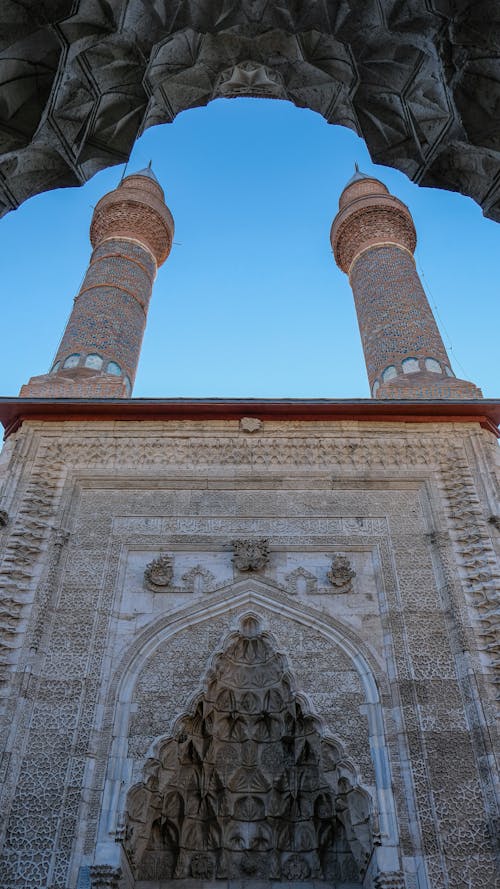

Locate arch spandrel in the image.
[1,2,499,220]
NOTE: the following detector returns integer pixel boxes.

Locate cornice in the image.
[1,397,499,438]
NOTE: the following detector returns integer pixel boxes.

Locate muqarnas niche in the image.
[124,614,373,883]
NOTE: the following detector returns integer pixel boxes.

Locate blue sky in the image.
[1,98,498,399]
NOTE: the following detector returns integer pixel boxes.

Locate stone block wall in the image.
[0,418,498,888]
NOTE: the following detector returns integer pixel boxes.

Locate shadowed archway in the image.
[124,613,375,884]
[1,1,500,220]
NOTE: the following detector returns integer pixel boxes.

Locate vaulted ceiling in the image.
[1,0,499,219]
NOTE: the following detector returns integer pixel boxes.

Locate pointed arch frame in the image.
[88,579,403,881]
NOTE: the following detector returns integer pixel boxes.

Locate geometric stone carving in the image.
[216,62,286,100]
[124,613,373,882]
[2,6,500,221]
[326,555,356,593]
[373,872,406,889]
[284,566,318,596]
[181,565,217,594]
[231,539,270,572]
[144,555,174,591]
[89,865,122,888]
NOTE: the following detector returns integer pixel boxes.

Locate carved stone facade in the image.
[1,2,500,221]
[125,614,372,883]
[0,416,498,889]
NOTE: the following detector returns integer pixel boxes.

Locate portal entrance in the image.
[124,614,373,884]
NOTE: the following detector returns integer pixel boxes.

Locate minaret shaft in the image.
[350,244,451,391]
[20,169,173,399]
[52,238,156,392]
[331,172,482,400]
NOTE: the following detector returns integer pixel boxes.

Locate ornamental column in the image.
[330,168,481,399]
[20,166,174,398]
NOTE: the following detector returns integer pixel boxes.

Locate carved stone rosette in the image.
[144,554,174,590]
[327,555,356,593]
[231,538,270,572]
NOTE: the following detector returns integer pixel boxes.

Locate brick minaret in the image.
[21,166,174,398]
[330,168,482,399]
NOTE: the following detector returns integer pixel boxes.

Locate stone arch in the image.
[1,4,499,220]
[90,583,403,885]
[123,611,376,883]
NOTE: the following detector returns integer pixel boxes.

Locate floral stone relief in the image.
[144,554,174,591]
[327,555,356,593]
[231,538,270,572]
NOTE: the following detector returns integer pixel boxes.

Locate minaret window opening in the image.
[63,354,80,369]
[444,365,455,377]
[124,376,131,396]
[84,354,103,370]
[372,380,380,396]
[402,357,419,374]
[107,361,122,376]
[425,358,442,374]
[382,365,397,383]
[50,361,61,374]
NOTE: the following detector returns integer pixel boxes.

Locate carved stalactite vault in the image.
[1,2,500,218]
[124,613,374,883]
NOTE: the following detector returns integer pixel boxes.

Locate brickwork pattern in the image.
[331,178,417,273]
[54,240,155,383]
[90,174,174,265]
[20,173,174,399]
[331,177,482,400]
[350,245,450,385]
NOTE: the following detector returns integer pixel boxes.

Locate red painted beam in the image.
[1,397,499,439]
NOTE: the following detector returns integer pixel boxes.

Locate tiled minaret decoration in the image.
[330,168,482,399]
[20,166,174,398]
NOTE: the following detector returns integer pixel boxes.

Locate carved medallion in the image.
[231,538,270,572]
[144,554,173,590]
[326,554,356,592]
[239,416,263,433]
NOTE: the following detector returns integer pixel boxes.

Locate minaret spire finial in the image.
[355,161,360,173]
